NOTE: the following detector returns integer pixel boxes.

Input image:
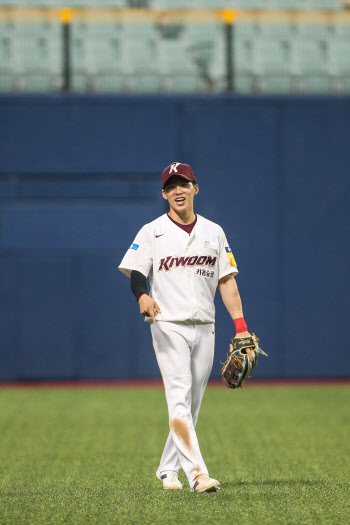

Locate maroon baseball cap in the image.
[162,162,196,188]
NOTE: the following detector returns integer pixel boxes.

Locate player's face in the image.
[162,177,199,213]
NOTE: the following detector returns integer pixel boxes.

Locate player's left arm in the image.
[218,273,254,363]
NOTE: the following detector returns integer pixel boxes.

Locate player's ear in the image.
[162,189,168,200]
[194,184,199,195]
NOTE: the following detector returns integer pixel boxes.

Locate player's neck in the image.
[168,207,196,225]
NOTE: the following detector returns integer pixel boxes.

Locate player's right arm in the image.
[138,294,161,324]
[130,270,161,323]
[119,223,161,323]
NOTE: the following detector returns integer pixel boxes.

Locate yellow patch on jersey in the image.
[228,253,237,267]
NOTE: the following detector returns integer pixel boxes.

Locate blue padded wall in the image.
[282,103,350,377]
[0,94,349,380]
[0,255,18,379]
[0,96,178,173]
[16,254,75,379]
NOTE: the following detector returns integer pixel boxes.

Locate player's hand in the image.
[138,294,161,324]
[234,331,254,363]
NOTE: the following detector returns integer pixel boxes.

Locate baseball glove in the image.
[221,333,267,389]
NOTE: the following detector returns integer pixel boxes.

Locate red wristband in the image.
[138,293,147,303]
[234,317,248,333]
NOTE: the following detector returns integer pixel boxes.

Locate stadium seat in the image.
[0,19,62,92]
[122,22,157,68]
[234,23,255,73]
[305,0,340,8]
[126,0,151,6]
[70,20,125,91]
[82,1,127,6]
[330,21,350,39]
[255,39,292,75]
[297,75,330,93]
[328,40,350,76]
[123,38,158,86]
[0,22,14,88]
[127,74,160,92]
[185,21,225,91]
[339,76,350,91]
[259,75,292,92]
[151,0,196,8]
[164,74,200,93]
[18,73,55,90]
[234,38,256,77]
[291,38,329,76]
[72,72,125,92]
[158,37,195,75]
[123,38,157,74]
[121,22,160,91]
[0,74,13,90]
[190,0,227,7]
[233,74,254,93]
[0,1,127,5]
[266,0,304,7]
[0,2,348,94]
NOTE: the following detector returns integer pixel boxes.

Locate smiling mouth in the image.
[175,198,185,203]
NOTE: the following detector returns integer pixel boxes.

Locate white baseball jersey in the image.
[118,213,238,323]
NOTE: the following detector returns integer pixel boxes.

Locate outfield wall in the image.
[0,94,349,380]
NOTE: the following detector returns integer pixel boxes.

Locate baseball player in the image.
[119,162,253,493]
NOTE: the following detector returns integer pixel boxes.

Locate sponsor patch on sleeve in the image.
[225,246,232,253]
[227,253,237,267]
[129,243,139,250]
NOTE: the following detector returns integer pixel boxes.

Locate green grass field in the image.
[0,385,349,525]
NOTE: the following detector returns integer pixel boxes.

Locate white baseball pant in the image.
[151,321,215,486]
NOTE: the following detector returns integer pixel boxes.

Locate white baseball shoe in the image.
[156,470,183,490]
[191,474,220,493]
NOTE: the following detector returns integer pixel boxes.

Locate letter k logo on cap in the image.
[161,162,196,188]
[169,162,180,174]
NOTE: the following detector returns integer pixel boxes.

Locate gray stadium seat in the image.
[185,21,225,91]
[259,75,292,92]
[0,19,62,92]
[71,73,125,92]
[127,74,160,92]
[2,1,127,5]
[70,20,125,91]
[0,3,348,94]
[305,0,340,8]
[121,22,159,91]
[328,40,350,76]
[233,74,254,93]
[234,38,255,77]
[164,74,199,93]
[158,38,195,75]
[233,22,257,81]
[291,38,329,76]
[339,76,350,91]
[297,75,330,93]
[0,74,13,90]
[151,0,196,8]
[255,39,292,75]
[123,38,157,73]
[0,22,15,88]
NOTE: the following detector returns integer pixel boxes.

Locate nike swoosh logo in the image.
[155,234,164,238]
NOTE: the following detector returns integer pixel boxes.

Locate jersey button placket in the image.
[186,233,197,319]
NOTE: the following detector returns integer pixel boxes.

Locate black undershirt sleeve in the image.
[130,270,147,302]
